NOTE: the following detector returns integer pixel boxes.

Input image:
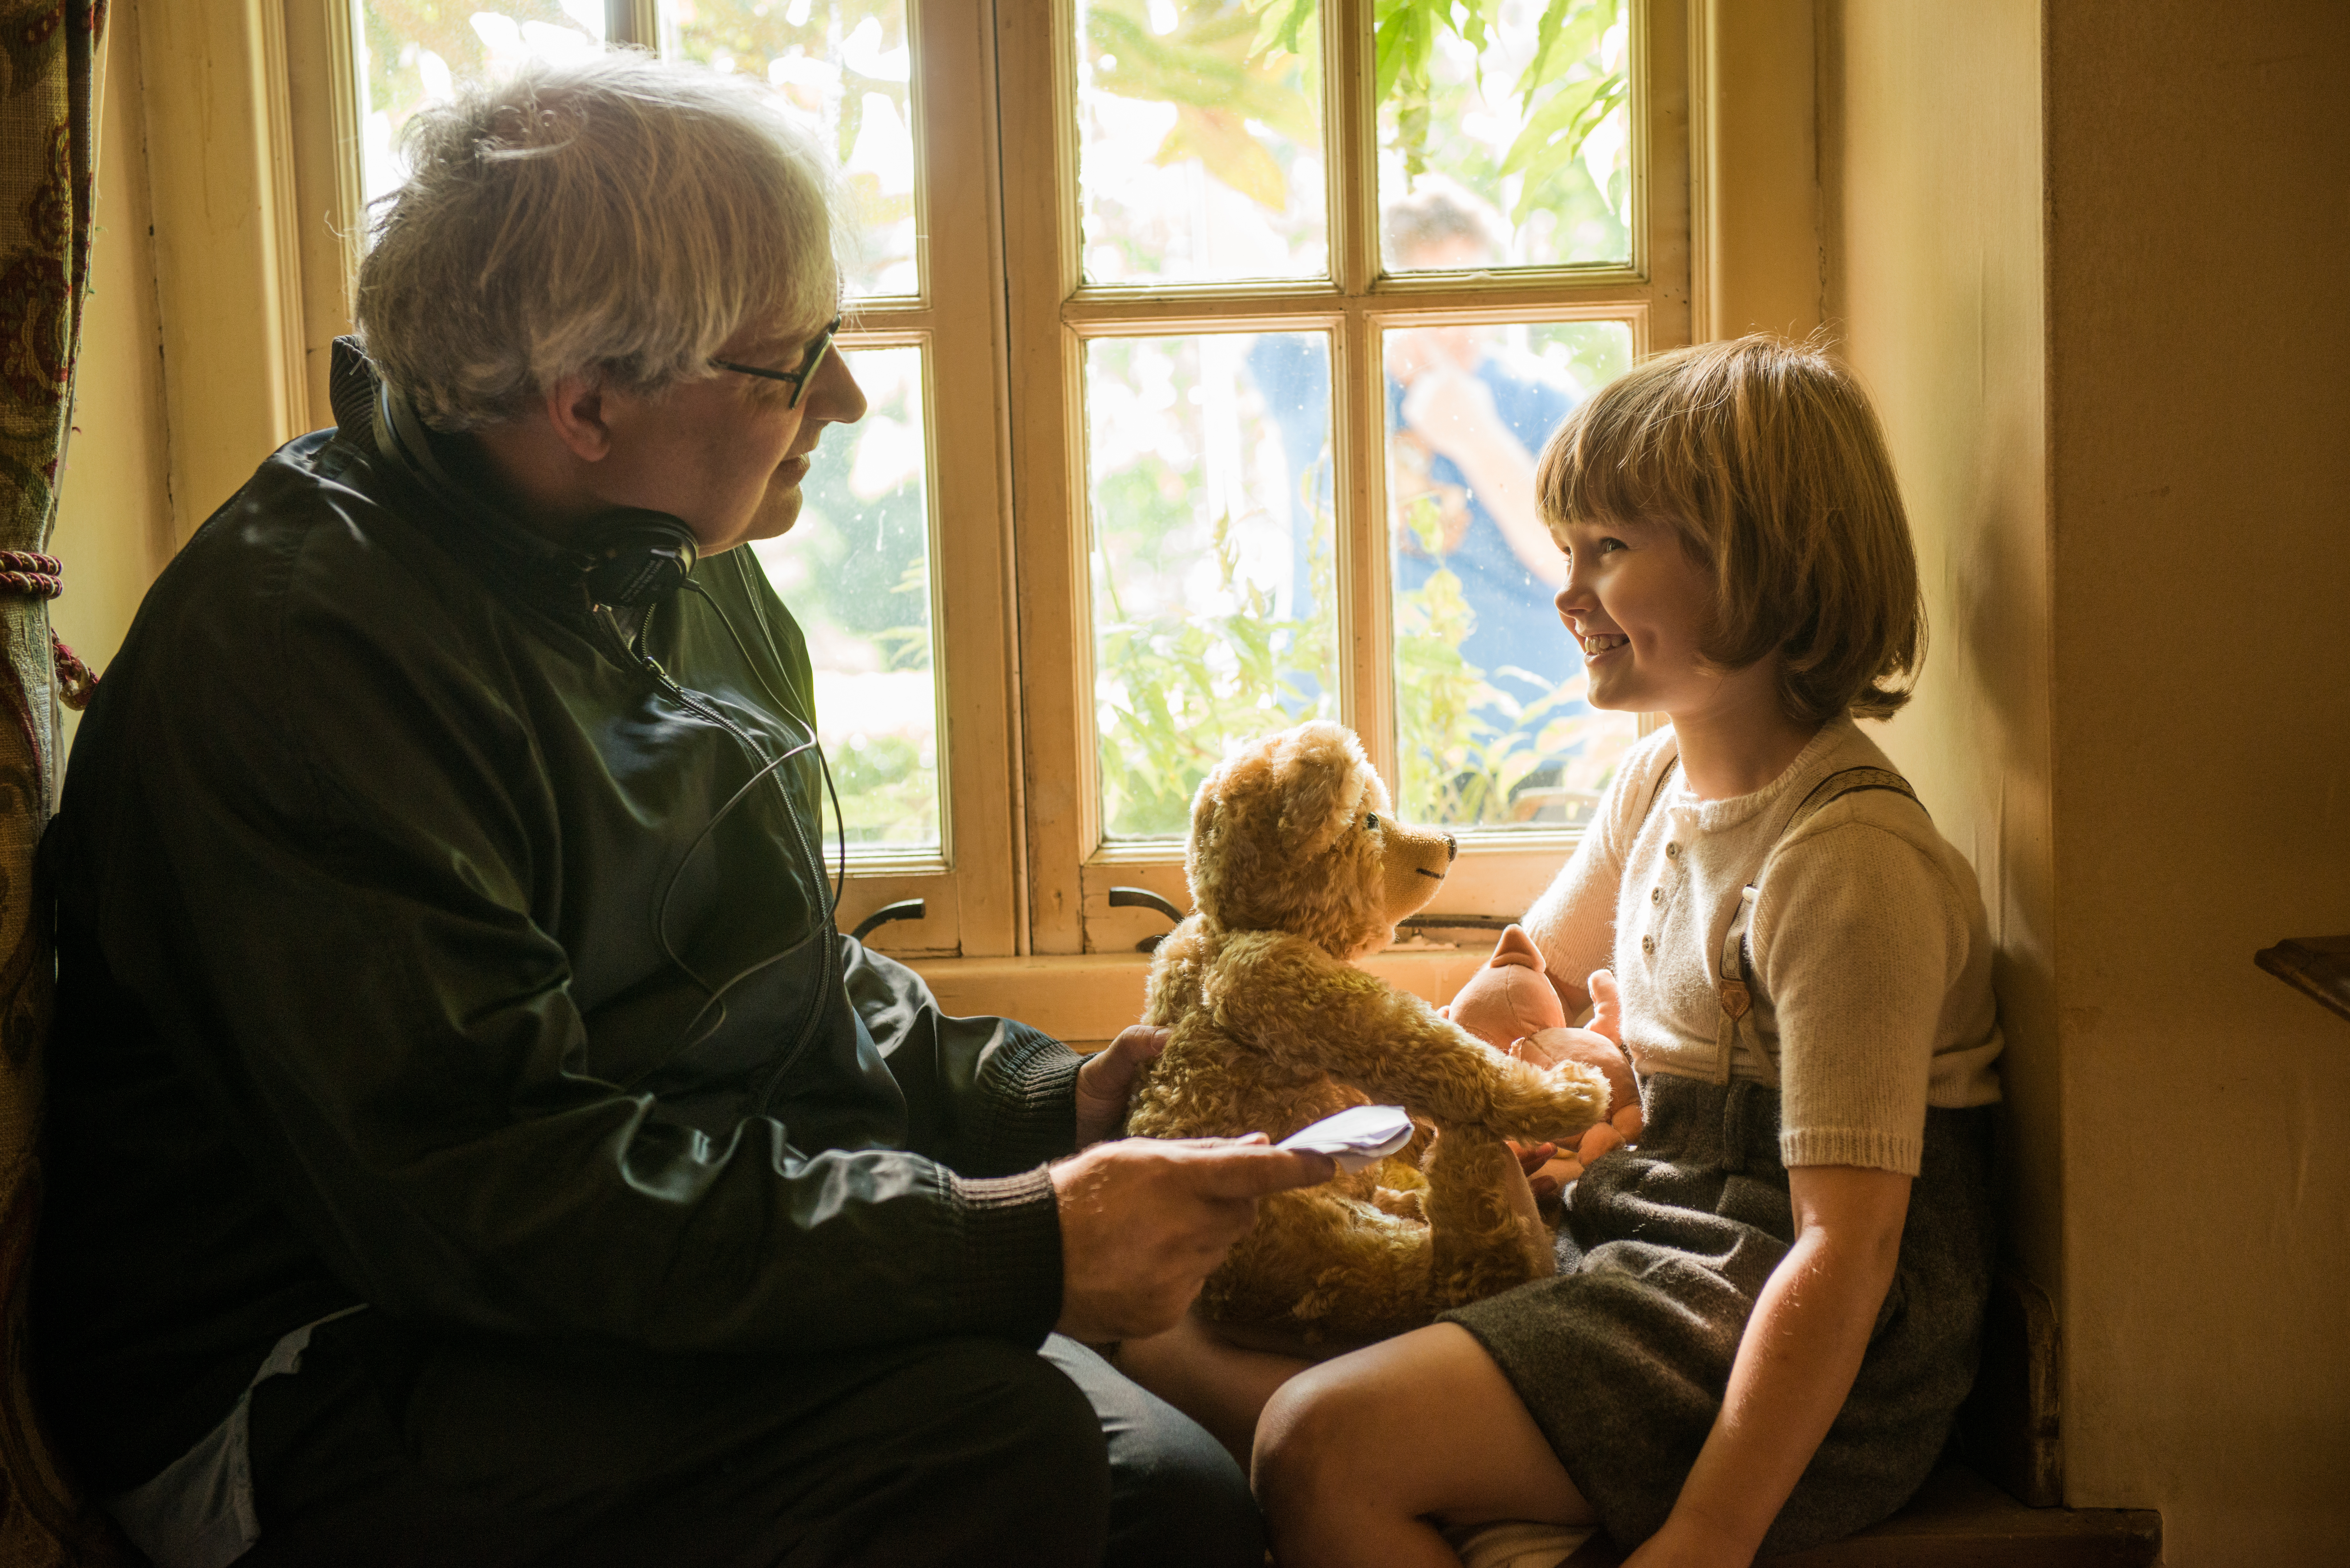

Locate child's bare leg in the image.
[1114,1311,1313,1466]
[1254,1323,1595,1568]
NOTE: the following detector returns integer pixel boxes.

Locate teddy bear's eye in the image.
[1364,813,1379,831]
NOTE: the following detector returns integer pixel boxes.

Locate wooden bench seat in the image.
[1552,1464,2160,1566]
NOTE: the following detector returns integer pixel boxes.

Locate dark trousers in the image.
[238,1314,1261,1567]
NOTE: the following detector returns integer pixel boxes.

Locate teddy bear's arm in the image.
[1203,931,1609,1141]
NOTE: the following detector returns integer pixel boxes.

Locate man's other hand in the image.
[1051,1136,1335,1344]
[1073,1024,1169,1148]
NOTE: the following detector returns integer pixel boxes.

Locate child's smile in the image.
[1550,514,1719,718]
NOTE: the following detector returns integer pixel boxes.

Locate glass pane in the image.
[1376,0,1632,272]
[750,344,942,850]
[1075,0,1327,285]
[667,0,921,298]
[1386,318,1636,830]
[1088,332,1339,838]
[353,1,607,208]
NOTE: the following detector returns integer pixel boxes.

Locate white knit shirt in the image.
[1525,717,2003,1177]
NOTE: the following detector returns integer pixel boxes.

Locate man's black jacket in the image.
[36,344,1079,1490]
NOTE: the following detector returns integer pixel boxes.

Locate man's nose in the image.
[814,350,868,426]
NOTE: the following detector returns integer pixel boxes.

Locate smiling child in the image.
[1250,335,2005,1567]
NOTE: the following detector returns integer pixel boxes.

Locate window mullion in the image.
[606,2,661,49]
[1335,300,1393,783]
[999,0,1090,955]
[914,0,1024,956]
[1327,0,1376,297]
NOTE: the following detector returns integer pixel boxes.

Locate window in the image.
[1000,0,1688,953]
[324,0,1688,961]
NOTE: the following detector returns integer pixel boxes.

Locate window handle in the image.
[1110,886,1186,953]
[850,899,927,943]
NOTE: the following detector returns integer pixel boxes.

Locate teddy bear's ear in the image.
[1269,722,1375,860]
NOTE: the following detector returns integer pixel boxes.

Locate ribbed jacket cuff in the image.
[945,1166,1065,1345]
[1781,1127,1922,1177]
[971,1026,1084,1173]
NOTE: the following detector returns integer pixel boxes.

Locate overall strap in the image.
[1713,765,1926,1082]
[1638,752,1680,833]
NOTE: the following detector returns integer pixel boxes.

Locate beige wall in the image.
[2044,2,2350,1558]
[52,0,320,767]
[1828,1,2350,1560]
[51,2,171,765]
[1819,0,2058,1301]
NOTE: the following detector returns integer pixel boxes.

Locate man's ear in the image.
[542,372,613,462]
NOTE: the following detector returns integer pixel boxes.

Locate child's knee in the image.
[1250,1361,1378,1509]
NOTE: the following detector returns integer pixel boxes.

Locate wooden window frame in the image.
[999,0,1692,956]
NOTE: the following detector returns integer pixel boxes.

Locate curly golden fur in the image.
[1123,722,1611,1346]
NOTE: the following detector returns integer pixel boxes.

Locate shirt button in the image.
[1650,886,1663,904]
[1665,842,1681,860]
[1641,934,1656,955]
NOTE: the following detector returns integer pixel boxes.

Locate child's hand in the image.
[1586,968,1625,1046]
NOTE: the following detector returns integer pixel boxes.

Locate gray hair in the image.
[356,51,845,432]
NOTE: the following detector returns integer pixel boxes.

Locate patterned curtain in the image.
[0,3,126,1563]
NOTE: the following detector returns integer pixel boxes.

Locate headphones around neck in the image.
[373,379,701,608]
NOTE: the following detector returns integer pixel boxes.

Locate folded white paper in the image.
[1276,1104,1415,1173]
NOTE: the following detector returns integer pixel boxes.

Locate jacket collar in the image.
[328,337,605,621]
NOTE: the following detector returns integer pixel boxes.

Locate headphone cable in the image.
[682,576,848,912]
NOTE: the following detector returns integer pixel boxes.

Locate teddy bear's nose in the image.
[1443,832,1458,863]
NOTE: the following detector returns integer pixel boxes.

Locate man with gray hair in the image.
[36,54,1328,1566]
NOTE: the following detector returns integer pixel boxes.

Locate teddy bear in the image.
[1120,721,1611,1347]
[1441,926,1647,1198]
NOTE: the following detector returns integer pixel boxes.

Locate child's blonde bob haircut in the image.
[1537,335,1927,725]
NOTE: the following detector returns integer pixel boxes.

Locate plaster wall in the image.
[2041,3,2350,1559]
[51,1,171,765]
[1828,1,2350,1559]
[1818,0,2059,1302]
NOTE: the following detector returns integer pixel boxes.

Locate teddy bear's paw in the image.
[1483,1059,1611,1143]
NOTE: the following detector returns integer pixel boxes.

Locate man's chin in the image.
[703,492,803,554]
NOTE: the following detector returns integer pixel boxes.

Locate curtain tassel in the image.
[0,549,98,710]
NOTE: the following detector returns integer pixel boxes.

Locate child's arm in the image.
[1626,1164,1912,1568]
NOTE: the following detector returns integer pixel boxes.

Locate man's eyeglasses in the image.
[710,315,842,409]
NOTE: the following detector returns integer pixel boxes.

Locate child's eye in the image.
[1597,536,1626,553]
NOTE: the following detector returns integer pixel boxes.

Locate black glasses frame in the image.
[710,316,843,409]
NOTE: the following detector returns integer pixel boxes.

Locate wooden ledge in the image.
[2255,934,2350,1024]
[1558,1465,2160,1567]
[906,946,1491,1048]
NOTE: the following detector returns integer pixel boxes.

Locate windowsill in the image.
[900,944,1494,1049]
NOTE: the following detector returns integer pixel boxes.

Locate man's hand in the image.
[1051,1136,1335,1343]
[1073,1024,1169,1148]
[1398,361,1509,470]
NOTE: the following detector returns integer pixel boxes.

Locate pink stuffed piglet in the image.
[1442,925,1644,1198]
